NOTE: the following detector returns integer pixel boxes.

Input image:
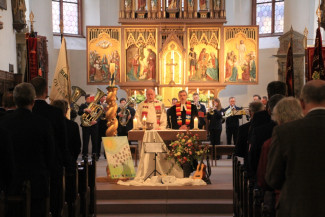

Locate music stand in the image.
[143,140,167,181]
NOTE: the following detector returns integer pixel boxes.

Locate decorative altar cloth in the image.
[117,130,207,186]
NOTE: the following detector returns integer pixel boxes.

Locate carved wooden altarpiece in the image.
[86,0,259,107]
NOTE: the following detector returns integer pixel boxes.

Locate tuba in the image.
[71,86,86,112]
[119,97,136,126]
[81,88,106,127]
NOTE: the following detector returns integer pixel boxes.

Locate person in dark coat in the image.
[51,99,81,162]
[207,97,224,159]
[235,101,264,166]
[193,92,206,129]
[78,94,99,158]
[0,83,55,217]
[223,97,242,144]
[266,80,325,217]
[30,77,74,217]
[167,90,198,130]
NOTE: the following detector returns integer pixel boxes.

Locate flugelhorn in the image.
[71,86,86,111]
[81,88,106,127]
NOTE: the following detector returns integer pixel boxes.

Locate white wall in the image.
[0,1,17,73]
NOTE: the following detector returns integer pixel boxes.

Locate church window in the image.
[252,0,284,36]
[52,0,82,36]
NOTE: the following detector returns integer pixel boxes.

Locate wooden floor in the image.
[95,157,234,217]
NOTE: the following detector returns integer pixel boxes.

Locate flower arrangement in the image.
[167,132,207,167]
[186,94,214,103]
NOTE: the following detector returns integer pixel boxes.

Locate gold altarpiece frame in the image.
[86,25,259,107]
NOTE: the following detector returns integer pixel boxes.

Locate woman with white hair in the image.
[257,97,304,216]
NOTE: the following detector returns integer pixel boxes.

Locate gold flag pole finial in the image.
[303,27,309,49]
[317,0,321,27]
[29,11,35,33]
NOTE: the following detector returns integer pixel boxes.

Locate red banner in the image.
[27,37,38,81]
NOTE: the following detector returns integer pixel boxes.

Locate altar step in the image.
[96,188,233,215]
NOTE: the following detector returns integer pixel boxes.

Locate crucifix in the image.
[166,50,178,85]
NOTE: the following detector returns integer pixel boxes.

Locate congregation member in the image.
[117,97,135,136]
[31,77,74,217]
[261,96,268,106]
[167,90,198,130]
[248,94,284,179]
[207,98,224,159]
[52,99,82,162]
[97,94,108,159]
[223,96,242,158]
[257,97,303,217]
[266,80,325,217]
[135,88,167,130]
[193,92,206,129]
[78,94,99,159]
[0,127,14,195]
[253,94,261,101]
[235,101,264,165]
[0,83,55,217]
[2,91,16,113]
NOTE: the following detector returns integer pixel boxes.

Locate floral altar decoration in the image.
[167,132,208,177]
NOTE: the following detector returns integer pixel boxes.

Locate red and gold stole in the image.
[141,100,162,125]
[175,101,192,126]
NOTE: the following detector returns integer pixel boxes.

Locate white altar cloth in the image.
[117,130,206,186]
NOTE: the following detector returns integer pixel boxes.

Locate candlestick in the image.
[133,118,138,130]
[194,117,198,129]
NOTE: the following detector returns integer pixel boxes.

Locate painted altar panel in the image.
[87,27,121,85]
[187,27,221,82]
[125,28,158,82]
[224,26,259,84]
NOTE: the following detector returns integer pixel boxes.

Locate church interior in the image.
[0,0,324,216]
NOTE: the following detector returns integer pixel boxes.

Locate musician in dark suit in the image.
[78,94,99,158]
[31,77,74,217]
[167,90,198,130]
[0,83,55,217]
[193,92,206,129]
[266,80,325,217]
[51,99,81,162]
[117,98,135,136]
[207,98,224,159]
[223,97,242,145]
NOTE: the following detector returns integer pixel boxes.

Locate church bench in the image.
[65,162,80,217]
[78,157,90,217]
[88,154,97,216]
[215,145,235,166]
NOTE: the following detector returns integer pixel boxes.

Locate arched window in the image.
[252,0,284,36]
[52,0,82,36]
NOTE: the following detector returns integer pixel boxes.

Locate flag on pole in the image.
[311,27,325,80]
[285,37,294,96]
[49,37,71,104]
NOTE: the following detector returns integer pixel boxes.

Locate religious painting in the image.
[0,0,7,10]
[187,28,220,82]
[167,0,179,10]
[125,28,157,82]
[87,27,121,84]
[224,26,259,84]
[102,136,136,179]
[137,0,146,11]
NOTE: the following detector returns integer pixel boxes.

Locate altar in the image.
[128,129,207,141]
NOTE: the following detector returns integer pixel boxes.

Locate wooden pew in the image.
[78,157,90,217]
[66,162,80,217]
[88,154,97,217]
[62,168,69,217]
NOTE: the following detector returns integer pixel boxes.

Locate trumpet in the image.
[224,107,249,118]
[208,107,215,115]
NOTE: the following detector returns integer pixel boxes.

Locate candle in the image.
[197,88,199,94]
[155,87,158,95]
[134,90,136,98]
[143,116,146,122]
[144,88,147,96]
[185,87,188,93]
[133,118,138,130]
[110,63,116,74]
[208,90,210,99]
[194,117,198,129]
